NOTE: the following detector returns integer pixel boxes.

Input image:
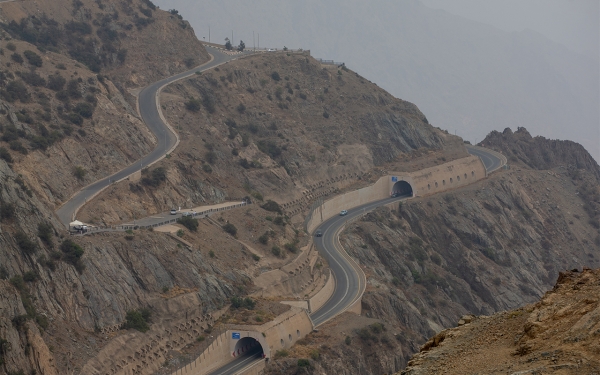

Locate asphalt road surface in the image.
[207,145,505,374]
[310,195,410,326]
[207,347,263,375]
[56,47,248,226]
[466,144,505,173]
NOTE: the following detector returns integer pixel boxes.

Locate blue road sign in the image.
[391,176,398,182]
[232,332,240,339]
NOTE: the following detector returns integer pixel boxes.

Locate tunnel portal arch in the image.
[233,336,264,357]
[391,180,414,197]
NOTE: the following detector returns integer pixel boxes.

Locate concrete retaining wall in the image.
[172,332,231,375]
[306,155,487,234]
[307,270,334,313]
[401,155,486,198]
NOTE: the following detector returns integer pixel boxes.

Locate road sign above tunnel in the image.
[391,176,398,182]
[232,332,240,339]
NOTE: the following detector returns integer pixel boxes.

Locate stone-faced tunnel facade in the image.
[228,306,314,360]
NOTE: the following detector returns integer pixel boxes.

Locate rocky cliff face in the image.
[0,0,209,209]
[482,127,600,181]
[265,136,600,375]
[400,267,600,374]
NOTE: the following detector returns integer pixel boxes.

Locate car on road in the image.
[267,48,276,52]
[391,192,400,198]
[339,210,348,216]
[182,211,192,217]
[315,230,323,237]
[170,209,177,215]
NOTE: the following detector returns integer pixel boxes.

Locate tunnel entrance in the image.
[391,180,413,197]
[233,337,264,358]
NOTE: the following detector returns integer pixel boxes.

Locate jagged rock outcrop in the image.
[482,127,600,181]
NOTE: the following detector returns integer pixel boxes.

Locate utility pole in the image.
[253,30,255,51]
[258,33,260,50]
[232,30,233,45]
[208,26,210,43]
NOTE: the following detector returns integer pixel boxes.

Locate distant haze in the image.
[155,0,599,161]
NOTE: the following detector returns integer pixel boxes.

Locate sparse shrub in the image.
[230,296,256,310]
[251,254,260,261]
[271,246,281,257]
[430,253,442,265]
[0,147,13,163]
[284,242,298,254]
[177,216,199,232]
[209,250,215,258]
[15,232,37,255]
[19,71,45,87]
[176,229,184,237]
[274,349,289,359]
[59,239,85,273]
[67,112,83,125]
[271,72,281,81]
[37,222,54,248]
[74,102,94,118]
[73,166,86,180]
[297,359,311,368]
[345,336,351,345]
[257,140,282,158]
[6,42,16,51]
[141,167,167,187]
[236,103,246,113]
[22,271,38,282]
[261,200,282,214]
[11,53,23,64]
[0,202,15,220]
[480,247,497,261]
[185,97,201,112]
[322,111,329,118]
[222,223,237,236]
[357,328,377,342]
[202,95,216,113]
[205,151,217,164]
[202,164,212,173]
[370,322,385,334]
[123,309,151,333]
[23,50,42,67]
[258,233,269,245]
[9,140,27,154]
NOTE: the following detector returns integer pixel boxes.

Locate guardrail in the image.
[315,58,345,66]
[72,202,248,235]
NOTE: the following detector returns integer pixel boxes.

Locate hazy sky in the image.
[420,0,599,59]
[155,0,599,161]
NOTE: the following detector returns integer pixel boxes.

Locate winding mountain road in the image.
[209,146,505,373]
[56,47,247,226]
[52,40,506,374]
[310,144,504,326]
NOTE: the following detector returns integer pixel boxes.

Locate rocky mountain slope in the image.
[78,51,457,225]
[0,1,455,374]
[264,131,600,374]
[400,267,600,374]
[0,0,209,210]
[0,1,597,375]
